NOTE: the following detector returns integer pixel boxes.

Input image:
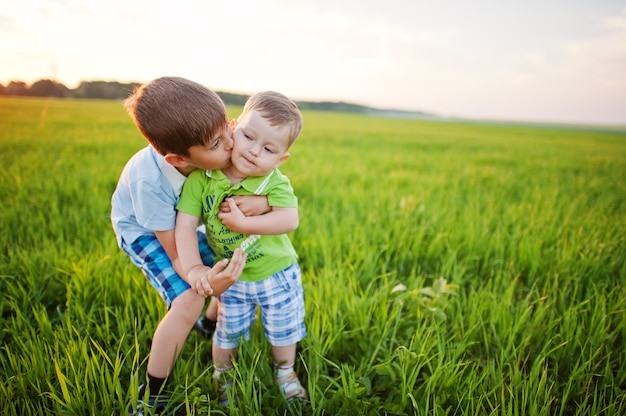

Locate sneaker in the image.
[128,384,168,416]
[217,379,235,407]
[276,370,308,402]
[193,317,217,339]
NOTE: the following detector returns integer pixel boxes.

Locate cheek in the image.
[235,142,249,154]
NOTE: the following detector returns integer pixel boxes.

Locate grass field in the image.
[1,96,625,415]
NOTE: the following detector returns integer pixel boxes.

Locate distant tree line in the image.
[0,79,137,99]
[0,78,257,104]
[0,78,427,116]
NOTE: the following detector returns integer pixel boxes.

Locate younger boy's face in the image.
[184,125,234,171]
[229,110,290,178]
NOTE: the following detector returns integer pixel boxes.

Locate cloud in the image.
[499,7,626,96]
[1,0,625,124]
[562,8,626,88]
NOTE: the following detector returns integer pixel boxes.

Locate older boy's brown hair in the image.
[124,77,227,156]
[241,91,303,147]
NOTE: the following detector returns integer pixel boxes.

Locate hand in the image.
[207,248,247,295]
[218,198,247,233]
[187,265,215,297]
[219,195,270,216]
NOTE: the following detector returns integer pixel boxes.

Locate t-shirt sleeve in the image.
[129,178,177,231]
[176,170,205,216]
[267,173,298,208]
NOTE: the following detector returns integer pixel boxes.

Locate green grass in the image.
[1,96,625,415]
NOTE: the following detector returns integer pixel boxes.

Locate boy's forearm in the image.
[177,229,202,272]
[174,212,203,277]
[236,207,298,235]
[223,195,271,216]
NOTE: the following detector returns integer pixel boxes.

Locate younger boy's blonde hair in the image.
[241,91,303,147]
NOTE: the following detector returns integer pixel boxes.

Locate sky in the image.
[2,0,626,125]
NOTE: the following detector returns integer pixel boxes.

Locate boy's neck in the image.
[222,166,248,186]
[175,165,197,177]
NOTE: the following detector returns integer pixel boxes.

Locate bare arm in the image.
[219,195,270,216]
[174,211,203,278]
[218,198,298,235]
[175,211,247,296]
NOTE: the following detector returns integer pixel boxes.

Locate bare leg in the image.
[212,344,238,370]
[205,296,219,321]
[212,344,238,406]
[147,289,206,378]
[272,344,296,368]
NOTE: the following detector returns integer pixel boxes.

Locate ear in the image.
[276,152,290,166]
[164,153,189,168]
[229,118,237,131]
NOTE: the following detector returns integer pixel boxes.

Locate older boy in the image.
[111,77,268,415]
[176,91,308,405]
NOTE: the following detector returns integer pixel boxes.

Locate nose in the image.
[248,143,260,156]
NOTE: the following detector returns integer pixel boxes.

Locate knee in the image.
[170,291,205,324]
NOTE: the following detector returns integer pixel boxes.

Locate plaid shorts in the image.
[214,263,307,349]
[121,230,215,308]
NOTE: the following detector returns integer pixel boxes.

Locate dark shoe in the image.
[128,384,168,415]
[193,317,217,339]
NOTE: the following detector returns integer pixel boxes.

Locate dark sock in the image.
[202,317,217,329]
[143,374,166,396]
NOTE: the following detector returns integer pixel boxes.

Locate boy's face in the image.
[184,124,234,171]
[229,110,290,178]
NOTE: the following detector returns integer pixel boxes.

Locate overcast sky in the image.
[2,0,625,125]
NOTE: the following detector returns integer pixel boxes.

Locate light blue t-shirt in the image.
[111,145,186,246]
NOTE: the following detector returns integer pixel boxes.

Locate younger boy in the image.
[111,77,267,415]
[175,91,308,405]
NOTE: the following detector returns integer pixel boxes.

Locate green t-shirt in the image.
[177,168,298,282]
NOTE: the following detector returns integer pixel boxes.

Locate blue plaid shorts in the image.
[121,230,215,308]
[214,263,307,349]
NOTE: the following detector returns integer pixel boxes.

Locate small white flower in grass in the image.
[391,283,407,294]
[399,196,425,215]
[392,277,458,320]
[399,196,416,213]
[433,277,457,295]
